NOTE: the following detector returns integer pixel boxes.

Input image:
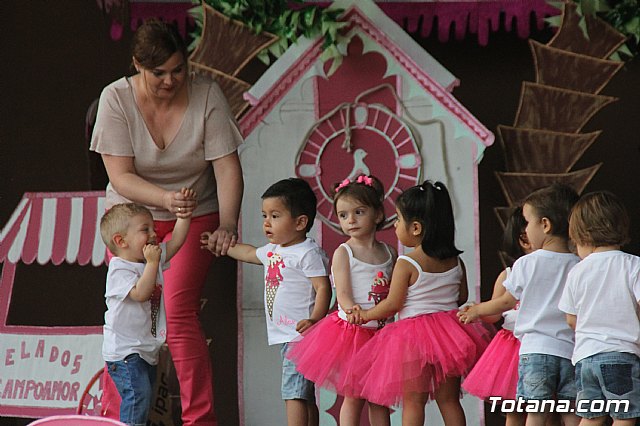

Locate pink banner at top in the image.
[307,0,559,45]
[101,1,559,44]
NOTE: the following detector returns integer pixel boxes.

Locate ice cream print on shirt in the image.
[369,271,390,329]
[265,252,285,320]
[149,284,163,338]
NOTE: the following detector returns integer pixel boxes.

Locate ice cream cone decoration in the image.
[369,271,390,329]
[265,252,285,320]
[150,284,162,337]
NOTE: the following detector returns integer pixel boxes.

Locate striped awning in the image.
[0,192,107,267]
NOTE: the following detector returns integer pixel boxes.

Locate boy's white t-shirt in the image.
[102,243,169,365]
[504,249,579,359]
[255,238,329,345]
[559,250,640,365]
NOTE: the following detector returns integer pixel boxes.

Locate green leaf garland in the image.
[189,0,348,74]
[547,0,640,60]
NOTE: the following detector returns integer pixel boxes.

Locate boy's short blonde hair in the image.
[569,191,630,247]
[100,203,153,253]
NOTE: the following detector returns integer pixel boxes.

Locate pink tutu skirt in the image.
[350,310,493,407]
[287,311,378,397]
[463,328,520,400]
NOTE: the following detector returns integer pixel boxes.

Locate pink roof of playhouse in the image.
[0,192,107,267]
[239,0,494,148]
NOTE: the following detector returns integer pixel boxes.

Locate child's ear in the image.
[295,215,309,232]
[541,217,553,235]
[113,233,127,248]
[411,221,422,237]
[519,233,532,252]
[376,210,385,227]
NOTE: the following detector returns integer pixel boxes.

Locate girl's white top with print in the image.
[559,250,640,364]
[256,238,329,345]
[396,256,461,320]
[335,243,395,329]
[102,243,169,365]
[504,249,579,359]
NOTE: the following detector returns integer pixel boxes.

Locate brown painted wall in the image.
[2,3,639,425]
[412,24,640,285]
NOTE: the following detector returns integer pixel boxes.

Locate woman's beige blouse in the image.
[90,74,243,220]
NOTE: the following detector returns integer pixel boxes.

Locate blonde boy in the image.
[100,188,194,426]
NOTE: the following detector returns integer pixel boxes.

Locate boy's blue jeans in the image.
[106,354,156,426]
[576,352,640,419]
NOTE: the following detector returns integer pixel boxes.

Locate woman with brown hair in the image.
[91,19,243,426]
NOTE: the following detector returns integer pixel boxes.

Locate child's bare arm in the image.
[296,275,331,333]
[565,313,577,330]
[481,269,509,324]
[333,246,357,312]
[458,290,517,324]
[458,259,469,306]
[166,217,191,261]
[128,244,161,302]
[227,243,261,264]
[166,188,196,260]
[213,238,260,264]
[200,230,260,264]
[359,258,412,322]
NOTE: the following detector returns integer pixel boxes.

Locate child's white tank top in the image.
[397,255,461,320]
[335,243,394,329]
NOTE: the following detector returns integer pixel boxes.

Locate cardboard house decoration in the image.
[237,0,494,424]
[0,192,107,417]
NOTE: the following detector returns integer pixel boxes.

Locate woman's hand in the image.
[204,225,238,256]
[162,189,197,218]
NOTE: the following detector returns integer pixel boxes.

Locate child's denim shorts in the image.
[517,353,576,401]
[575,352,640,419]
[280,342,316,402]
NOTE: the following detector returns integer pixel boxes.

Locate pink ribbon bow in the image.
[335,179,351,192]
[357,175,373,186]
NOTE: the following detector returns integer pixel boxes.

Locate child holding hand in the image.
[201,178,331,426]
[100,188,195,426]
[458,183,581,426]
[559,191,640,424]
[348,181,491,426]
[286,175,396,426]
[463,206,532,426]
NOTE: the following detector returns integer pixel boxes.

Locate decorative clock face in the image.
[295,102,422,231]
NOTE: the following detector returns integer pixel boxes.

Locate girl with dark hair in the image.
[347,180,491,426]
